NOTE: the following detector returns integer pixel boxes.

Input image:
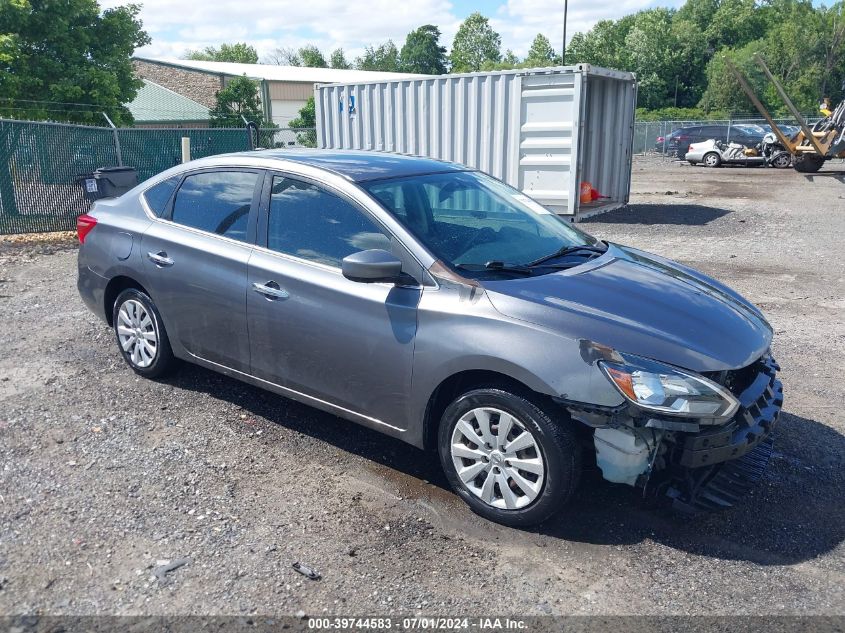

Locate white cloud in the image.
[104,0,684,62]
[103,0,460,60]
[493,0,684,57]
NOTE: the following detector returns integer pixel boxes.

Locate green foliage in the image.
[209,75,266,127]
[330,48,351,70]
[289,96,317,147]
[501,50,520,67]
[635,106,729,121]
[356,41,400,71]
[450,12,501,72]
[400,25,448,74]
[567,0,845,115]
[186,42,258,63]
[299,45,328,68]
[0,0,149,125]
[525,34,561,68]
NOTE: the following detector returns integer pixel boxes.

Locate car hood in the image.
[482,244,772,372]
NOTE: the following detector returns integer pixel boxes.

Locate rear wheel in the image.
[703,152,722,168]
[793,154,825,173]
[437,388,581,527]
[112,288,176,378]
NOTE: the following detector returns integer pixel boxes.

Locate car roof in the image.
[238,149,470,183]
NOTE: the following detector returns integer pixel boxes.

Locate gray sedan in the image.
[77,150,782,526]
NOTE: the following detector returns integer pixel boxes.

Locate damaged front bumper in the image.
[562,355,784,512]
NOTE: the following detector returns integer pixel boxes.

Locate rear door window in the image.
[143,176,180,217]
[171,170,260,242]
[701,126,728,140]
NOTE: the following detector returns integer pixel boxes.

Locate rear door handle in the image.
[252,281,289,300]
[147,251,174,267]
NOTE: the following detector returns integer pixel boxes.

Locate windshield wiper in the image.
[456,261,534,276]
[456,258,585,276]
[526,242,608,268]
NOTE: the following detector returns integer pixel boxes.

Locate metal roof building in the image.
[127,79,211,127]
[133,57,420,127]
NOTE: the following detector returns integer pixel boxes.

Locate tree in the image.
[209,75,266,127]
[525,33,560,67]
[400,25,448,74]
[0,0,149,125]
[299,45,328,68]
[186,42,258,64]
[501,50,520,67]
[264,47,301,66]
[450,12,502,72]
[330,48,351,69]
[289,96,317,147]
[356,41,400,71]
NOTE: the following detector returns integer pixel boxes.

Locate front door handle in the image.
[252,281,289,300]
[147,251,174,267]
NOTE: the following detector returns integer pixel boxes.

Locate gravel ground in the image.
[0,156,843,617]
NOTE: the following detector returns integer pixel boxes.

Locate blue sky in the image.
[103,0,690,61]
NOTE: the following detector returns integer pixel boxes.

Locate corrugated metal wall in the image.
[316,66,636,219]
[577,73,637,218]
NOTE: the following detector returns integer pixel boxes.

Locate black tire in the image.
[793,154,825,173]
[112,288,177,379]
[770,153,792,169]
[437,387,581,527]
[703,152,722,168]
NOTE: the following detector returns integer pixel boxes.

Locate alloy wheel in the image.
[704,153,720,167]
[450,407,545,510]
[116,299,158,368]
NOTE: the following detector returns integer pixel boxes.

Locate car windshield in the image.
[363,170,599,274]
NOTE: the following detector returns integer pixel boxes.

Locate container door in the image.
[517,71,583,217]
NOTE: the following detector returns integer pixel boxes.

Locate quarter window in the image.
[143,176,180,217]
[267,175,391,267]
[171,171,259,242]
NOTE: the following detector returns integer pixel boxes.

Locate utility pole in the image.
[562,0,569,65]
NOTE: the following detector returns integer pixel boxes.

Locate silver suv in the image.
[77,150,782,526]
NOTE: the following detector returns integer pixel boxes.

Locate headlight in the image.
[599,354,739,421]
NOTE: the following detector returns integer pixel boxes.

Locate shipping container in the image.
[315,65,637,220]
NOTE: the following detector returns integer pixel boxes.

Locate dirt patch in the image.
[0,157,843,616]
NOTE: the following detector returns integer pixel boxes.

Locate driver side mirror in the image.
[342,249,403,284]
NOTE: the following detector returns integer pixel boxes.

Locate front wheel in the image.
[770,152,792,169]
[793,154,825,173]
[112,288,177,379]
[438,388,581,527]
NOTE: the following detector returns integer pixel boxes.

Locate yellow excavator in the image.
[726,54,845,173]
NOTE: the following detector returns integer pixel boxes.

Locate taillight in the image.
[77,214,97,244]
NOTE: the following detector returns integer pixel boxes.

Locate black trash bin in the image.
[78,166,138,201]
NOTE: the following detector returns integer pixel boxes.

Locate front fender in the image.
[407,284,624,447]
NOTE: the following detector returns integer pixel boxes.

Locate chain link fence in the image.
[1,113,829,234]
[633,116,820,156]
[0,119,316,235]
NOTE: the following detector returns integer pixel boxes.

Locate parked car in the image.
[686,134,793,168]
[77,151,782,527]
[660,124,766,158]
